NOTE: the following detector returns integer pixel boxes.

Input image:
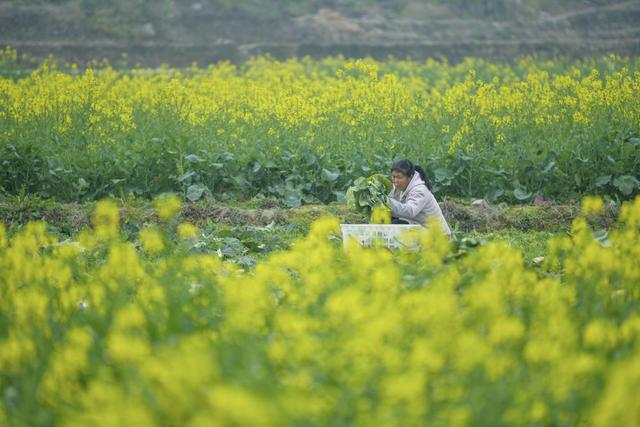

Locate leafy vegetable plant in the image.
[345,174,392,214]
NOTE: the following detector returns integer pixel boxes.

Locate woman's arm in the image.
[389,187,429,220]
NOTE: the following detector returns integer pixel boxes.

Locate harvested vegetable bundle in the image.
[346,174,393,223]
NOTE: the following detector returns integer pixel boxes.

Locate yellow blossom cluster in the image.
[1,196,640,425]
[1,54,638,201]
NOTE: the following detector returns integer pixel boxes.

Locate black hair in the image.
[391,159,433,192]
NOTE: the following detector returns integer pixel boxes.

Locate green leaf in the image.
[186,184,207,201]
[486,167,506,176]
[434,168,453,182]
[285,195,301,208]
[593,229,609,244]
[542,161,555,174]
[594,175,611,187]
[185,154,205,163]
[369,174,392,193]
[574,173,582,187]
[345,187,356,208]
[613,175,639,196]
[513,188,532,201]
[323,169,340,182]
[177,171,196,182]
[358,197,371,207]
[486,188,504,203]
[345,174,392,213]
[355,178,368,190]
[229,175,250,188]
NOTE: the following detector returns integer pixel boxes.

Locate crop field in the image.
[1,50,639,204]
[1,50,640,426]
[2,196,640,426]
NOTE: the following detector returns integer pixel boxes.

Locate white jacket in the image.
[389,172,451,235]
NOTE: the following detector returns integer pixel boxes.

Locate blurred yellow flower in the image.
[154,193,182,221]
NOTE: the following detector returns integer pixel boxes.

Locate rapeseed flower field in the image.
[1,195,640,426]
[1,50,639,203]
[1,48,640,425]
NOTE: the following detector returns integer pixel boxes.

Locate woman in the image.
[389,159,451,235]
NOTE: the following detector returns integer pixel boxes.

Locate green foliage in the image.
[189,222,295,268]
[1,55,639,205]
[345,173,392,213]
[0,190,58,227]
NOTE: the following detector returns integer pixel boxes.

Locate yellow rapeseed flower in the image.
[139,227,165,255]
[177,222,198,240]
[93,199,120,241]
[154,193,181,221]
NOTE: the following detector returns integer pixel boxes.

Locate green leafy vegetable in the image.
[345,174,392,213]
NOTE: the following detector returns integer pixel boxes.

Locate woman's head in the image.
[391,159,415,191]
[391,159,432,192]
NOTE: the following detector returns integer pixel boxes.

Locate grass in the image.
[0,194,601,270]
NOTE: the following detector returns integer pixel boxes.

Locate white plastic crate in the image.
[340,224,424,251]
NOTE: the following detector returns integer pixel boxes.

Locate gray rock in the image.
[471,199,490,209]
